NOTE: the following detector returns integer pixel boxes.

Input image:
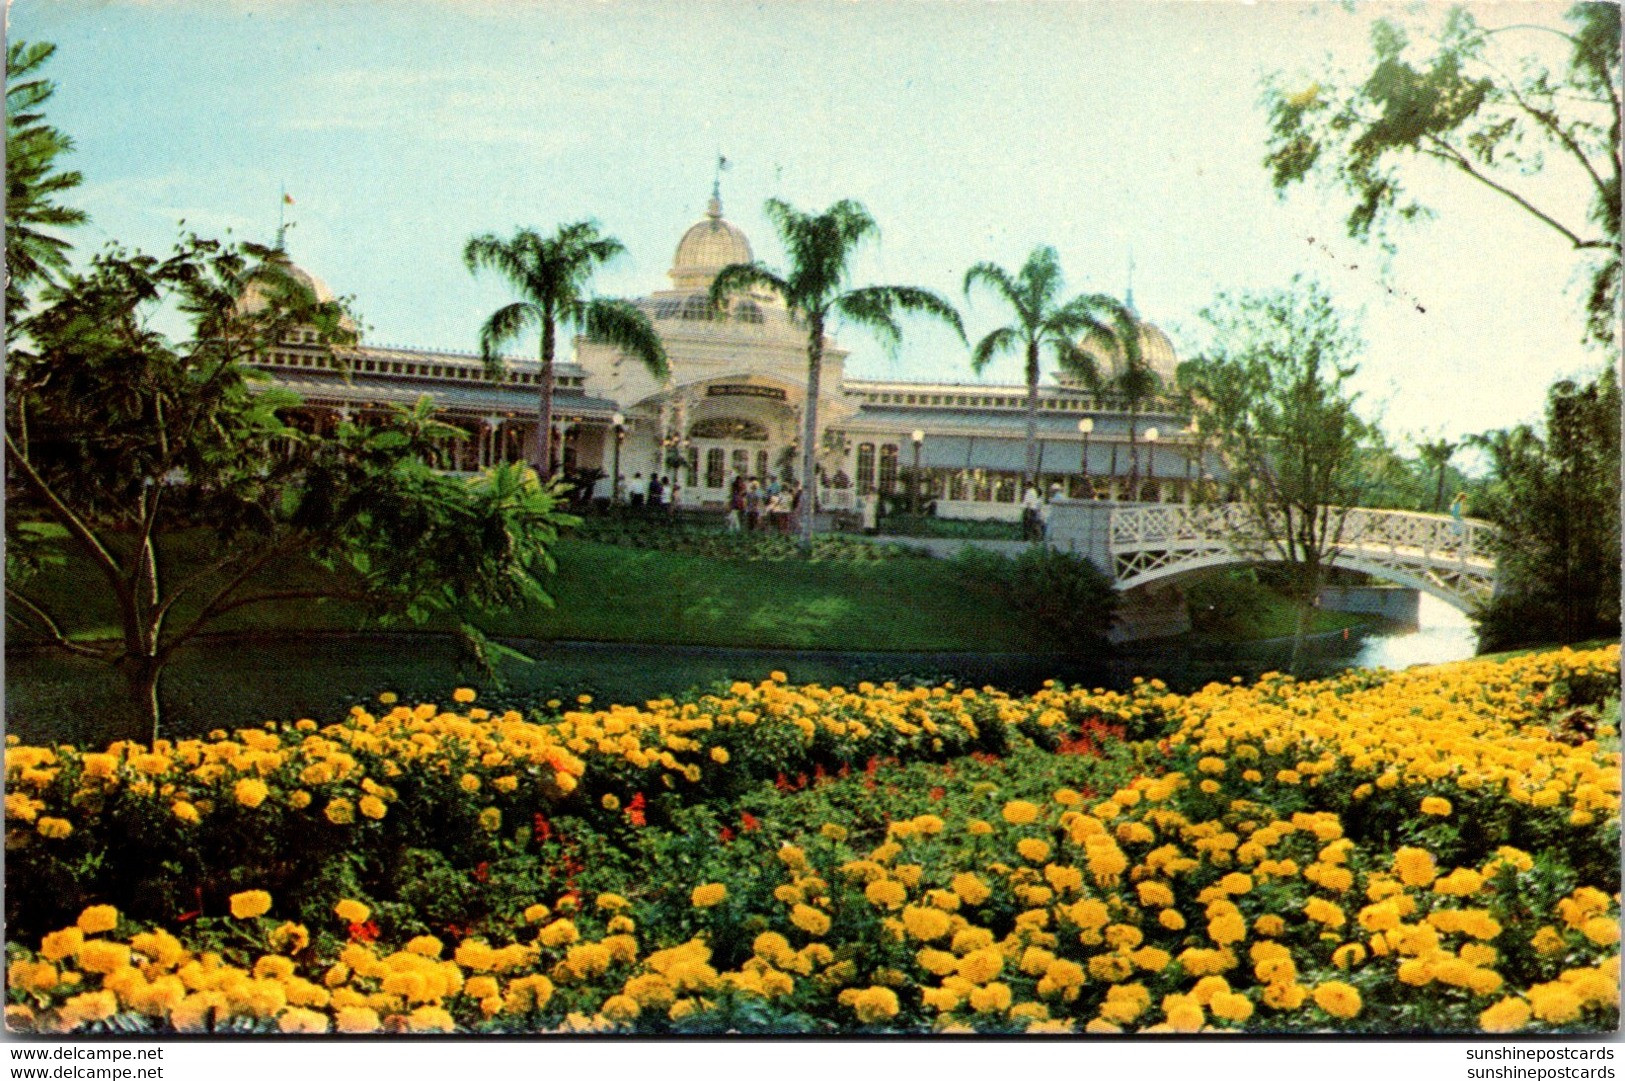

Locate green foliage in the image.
[1262,3,1622,347]
[1181,278,1375,669]
[1469,366,1620,650]
[953,545,1117,654]
[5,236,579,739]
[5,40,87,333]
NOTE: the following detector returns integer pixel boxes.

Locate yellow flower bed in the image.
[5,647,1618,1034]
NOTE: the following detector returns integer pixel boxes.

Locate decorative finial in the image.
[709,154,730,218]
[276,186,295,252]
[1125,247,1136,313]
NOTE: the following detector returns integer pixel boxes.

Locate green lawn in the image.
[9,534,1047,653]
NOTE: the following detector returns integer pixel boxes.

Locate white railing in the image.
[1105,502,1498,610]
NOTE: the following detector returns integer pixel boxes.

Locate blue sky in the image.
[14,0,1611,455]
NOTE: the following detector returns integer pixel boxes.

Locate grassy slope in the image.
[10,536,1047,654]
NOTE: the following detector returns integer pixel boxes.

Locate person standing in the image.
[746,478,764,532]
[728,474,746,531]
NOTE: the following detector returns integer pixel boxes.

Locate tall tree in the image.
[963,246,1137,491]
[465,222,668,480]
[1468,366,1620,649]
[6,41,88,335]
[1180,277,1375,672]
[709,198,963,549]
[1416,437,1460,513]
[5,236,577,740]
[1078,327,1163,500]
[1262,3,1622,347]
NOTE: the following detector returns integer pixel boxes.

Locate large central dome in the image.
[669,195,753,290]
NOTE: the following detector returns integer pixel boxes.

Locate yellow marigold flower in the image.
[901,905,952,942]
[76,905,119,935]
[601,994,641,1024]
[523,903,551,924]
[1479,997,1531,1033]
[229,890,272,920]
[690,883,727,908]
[539,919,579,947]
[1312,980,1362,1020]
[36,817,72,839]
[1332,943,1366,970]
[968,981,1013,1014]
[324,798,355,825]
[957,947,1004,985]
[234,778,269,809]
[171,801,200,824]
[1016,838,1051,864]
[966,819,994,837]
[1582,917,1619,947]
[1528,983,1583,1025]
[865,879,908,909]
[334,899,371,924]
[378,692,398,704]
[74,940,130,975]
[1262,981,1307,1011]
[40,927,84,962]
[453,687,477,704]
[1209,990,1254,1023]
[288,790,312,810]
[334,1006,382,1034]
[269,922,309,955]
[478,807,501,832]
[278,1007,329,1034]
[59,990,118,1028]
[1253,914,1285,937]
[1001,800,1040,826]
[1394,846,1437,888]
[1420,796,1452,817]
[460,773,481,793]
[1159,909,1186,932]
[950,872,991,907]
[848,985,900,1024]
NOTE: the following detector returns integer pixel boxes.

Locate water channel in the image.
[4,596,1479,745]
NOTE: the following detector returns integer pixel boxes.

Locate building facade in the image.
[252,195,1218,519]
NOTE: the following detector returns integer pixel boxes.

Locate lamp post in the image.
[611,412,625,504]
[910,429,924,517]
[1077,417,1094,498]
[1141,428,1159,503]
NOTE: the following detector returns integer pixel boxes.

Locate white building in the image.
[253,193,1217,519]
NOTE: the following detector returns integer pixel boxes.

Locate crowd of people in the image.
[725,474,805,534]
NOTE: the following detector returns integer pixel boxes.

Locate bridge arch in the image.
[1044,501,1498,614]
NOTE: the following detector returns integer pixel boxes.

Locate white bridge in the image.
[1047,502,1498,612]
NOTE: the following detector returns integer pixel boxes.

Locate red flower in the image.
[719,826,735,844]
[814,764,828,784]
[533,814,554,843]
[740,811,761,833]
[627,808,647,828]
[796,772,809,790]
[473,861,490,883]
[929,786,946,802]
[348,920,380,943]
[837,764,851,779]
[775,773,793,793]
[176,910,201,923]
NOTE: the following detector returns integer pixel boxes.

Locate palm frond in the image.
[969,325,1020,375]
[837,285,963,356]
[708,262,788,311]
[963,261,1022,311]
[583,298,668,380]
[477,302,540,377]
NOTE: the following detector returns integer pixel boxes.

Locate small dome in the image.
[237,254,358,336]
[669,195,753,290]
[1064,316,1180,388]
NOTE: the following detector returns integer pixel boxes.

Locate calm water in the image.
[4,600,1478,744]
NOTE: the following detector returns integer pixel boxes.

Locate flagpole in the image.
[276,183,286,251]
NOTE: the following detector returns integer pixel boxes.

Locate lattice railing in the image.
[1106,502,1498,608]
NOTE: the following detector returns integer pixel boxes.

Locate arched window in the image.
[856,443,876,495]
[734,300,764,324]
[879,444,899,494]
[731,449,749,480]
[705,448,725,489]
[755,449,769,480]
[685,447,699,488]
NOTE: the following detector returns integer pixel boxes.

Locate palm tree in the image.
[709,198,963,549]
[1417,437,1459,512]
[6,41,87,335]
[963,246,1137,492]
[465,221,667,480]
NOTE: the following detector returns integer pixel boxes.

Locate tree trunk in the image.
[537,317,556,480]
[1288,597,1311,677]
[1434,465,1447,513]
[116,654,164,745]
[1023,341,1040,490]
[800,317,823,552]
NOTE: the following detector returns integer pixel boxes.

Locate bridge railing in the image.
[1108,502,1497,567]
